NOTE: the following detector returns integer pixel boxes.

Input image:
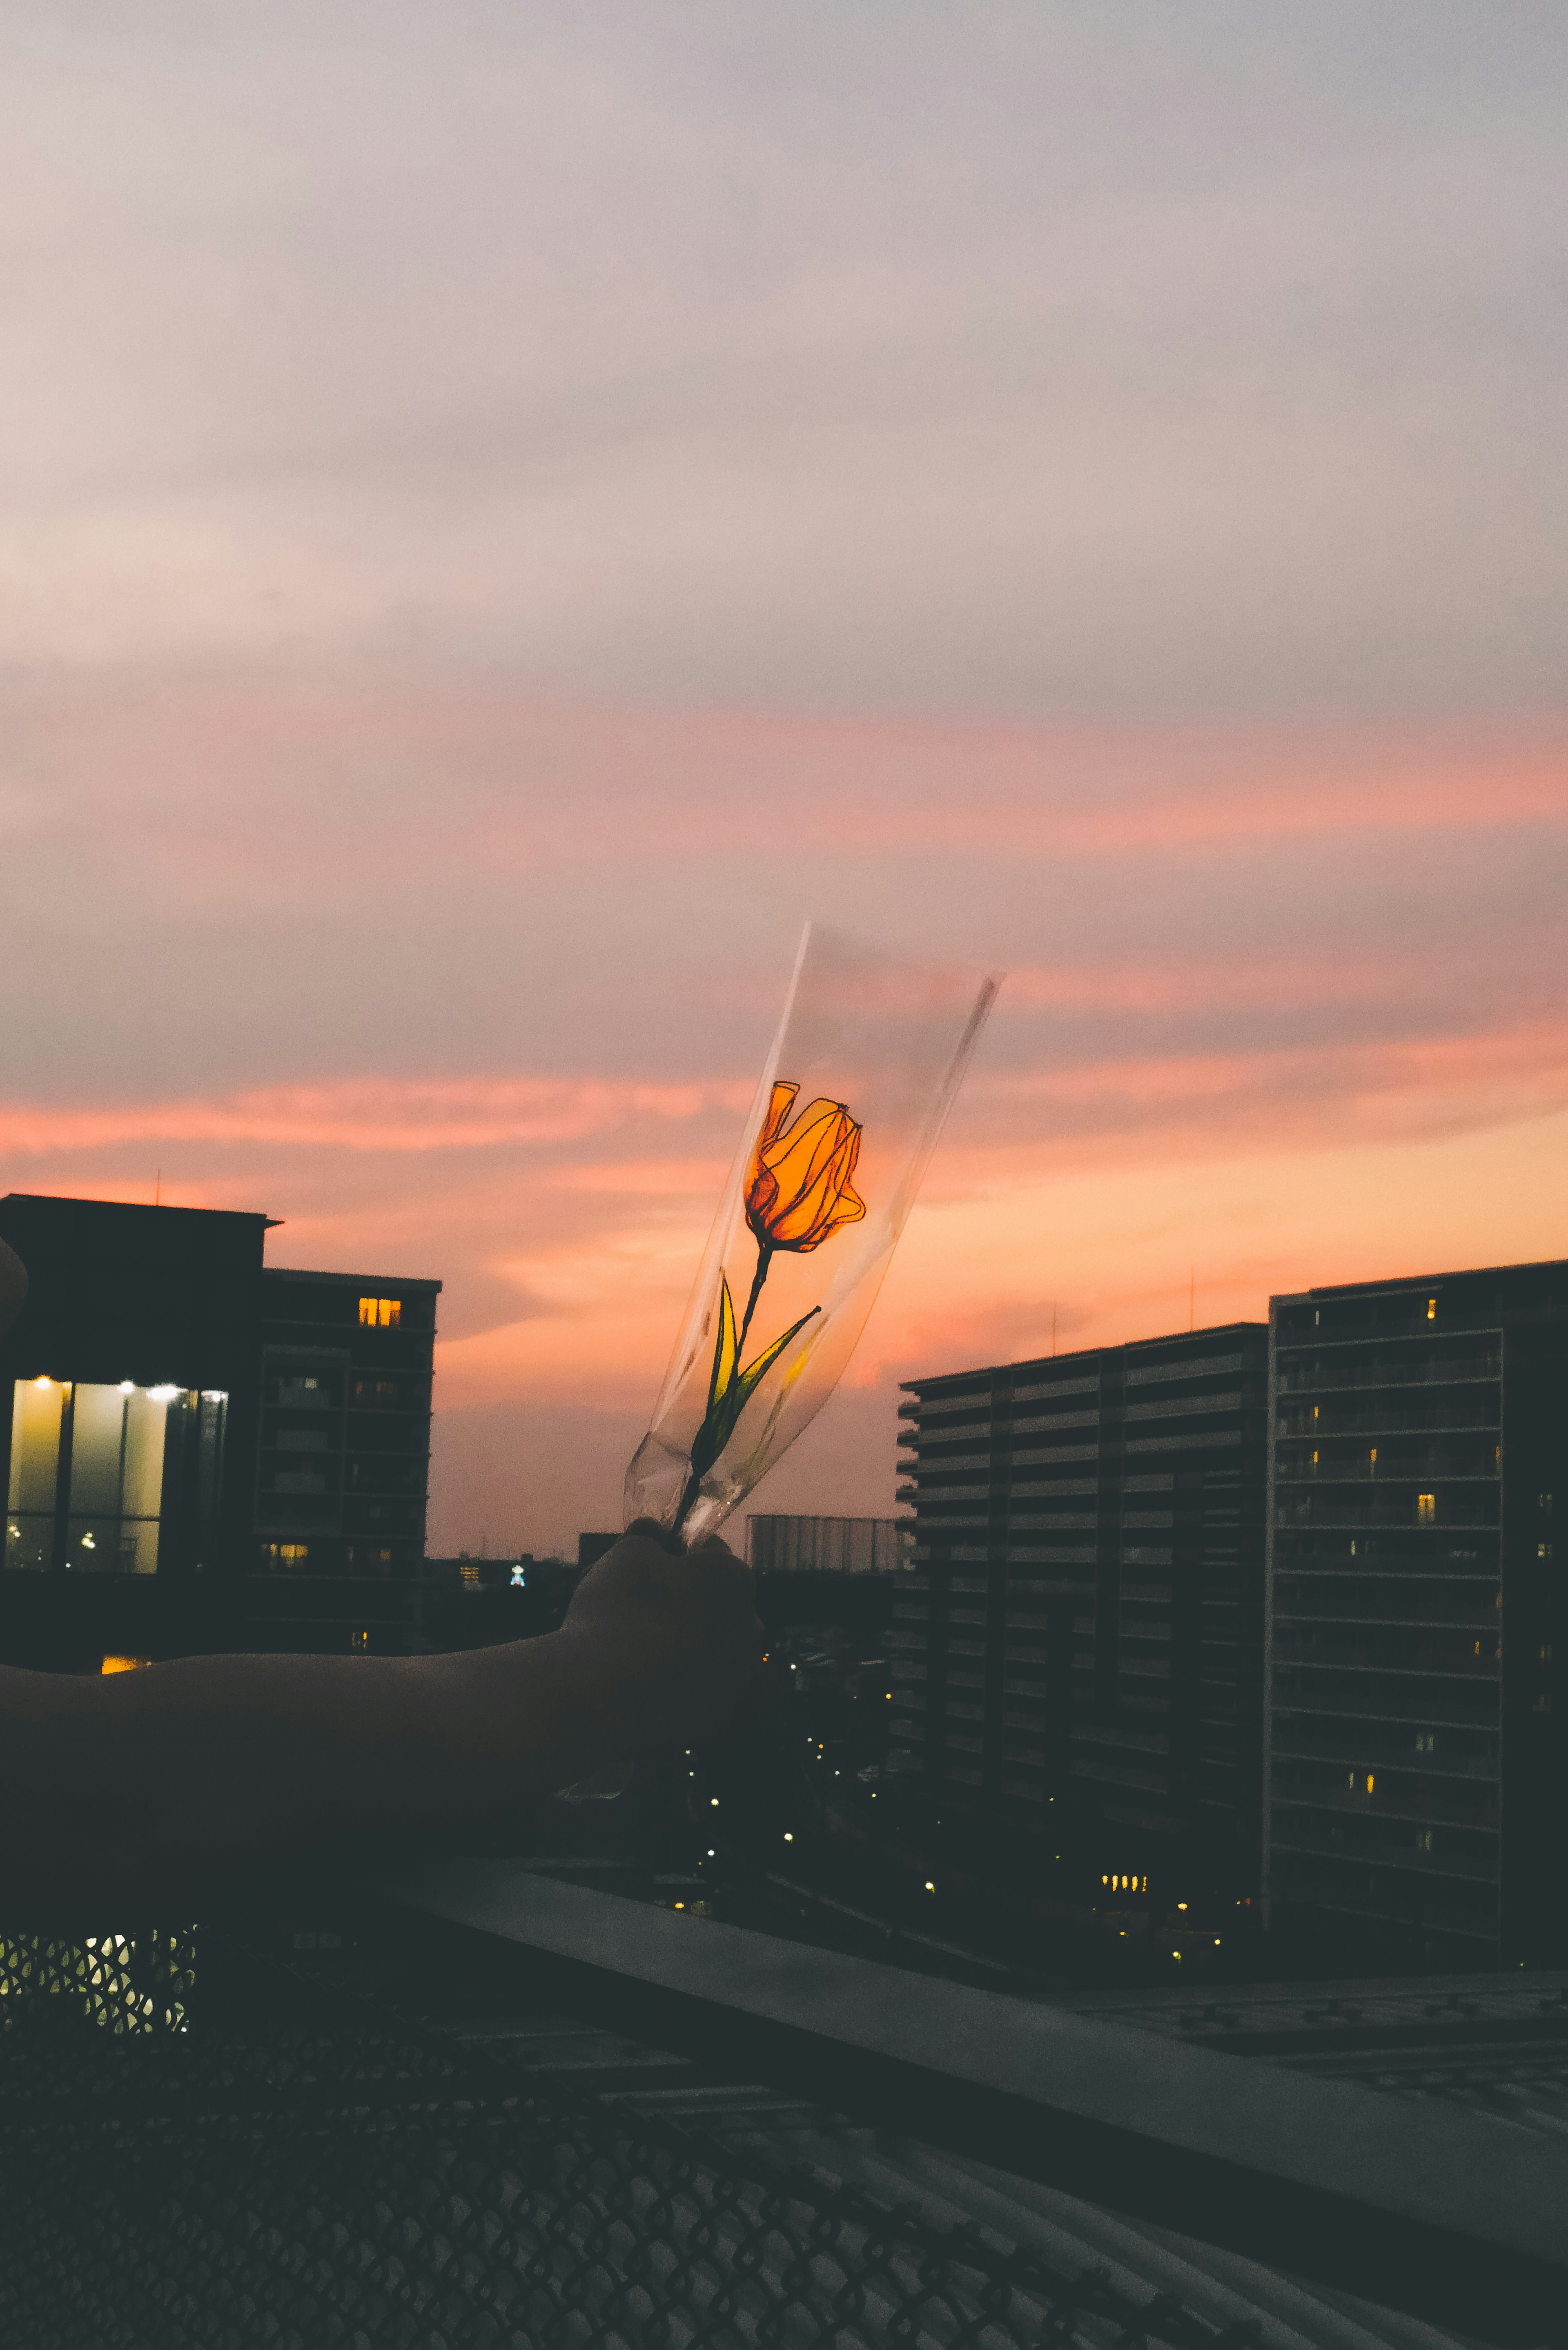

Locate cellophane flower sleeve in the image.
[625,924,998,1547]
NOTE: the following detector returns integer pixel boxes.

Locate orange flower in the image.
[745,1080,866,1254]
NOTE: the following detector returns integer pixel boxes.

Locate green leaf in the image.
[732,1307,820,1416]
[706,1273,738,1417]
[687,1298,820,1484]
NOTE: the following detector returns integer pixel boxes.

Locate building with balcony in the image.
[891,1323,1268,1902]
[1265,1260,1568,1969]
[245,1265,440,1652]
[0,1193,439,1664]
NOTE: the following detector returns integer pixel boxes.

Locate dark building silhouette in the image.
[890,1323,1268,1902]
[0,1194,438,1665]
[1265,1259,1568,1969]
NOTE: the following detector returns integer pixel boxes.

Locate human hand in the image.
[556,1519,764,1754]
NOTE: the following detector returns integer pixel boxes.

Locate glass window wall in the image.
[4,1380,224,1575]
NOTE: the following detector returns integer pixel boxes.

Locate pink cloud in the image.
[15,679,1566,909]
[0,1075,740,1156]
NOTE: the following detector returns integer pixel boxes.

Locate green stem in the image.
[736,1240,774,1362]
[675,1239,775,1536]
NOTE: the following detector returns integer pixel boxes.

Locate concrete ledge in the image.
[359,1856,1568,2347]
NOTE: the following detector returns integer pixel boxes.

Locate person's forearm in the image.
[0,1629,656,1910]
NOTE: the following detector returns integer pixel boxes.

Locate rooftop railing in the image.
[0,1860,1564,2349]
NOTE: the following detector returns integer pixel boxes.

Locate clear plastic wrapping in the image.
[625,924,998,1546]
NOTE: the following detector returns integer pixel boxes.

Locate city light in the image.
[783,1832,793,1842]
[148,1385,181,1403]
[924,1880,935,1892]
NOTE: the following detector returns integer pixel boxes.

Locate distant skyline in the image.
[2,5,1565,1554]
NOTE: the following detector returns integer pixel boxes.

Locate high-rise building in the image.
[891,1323,1268,1900]
[1265,1260,1568,1969]
[0,1194,439,1664]
[244,1267,440,1652]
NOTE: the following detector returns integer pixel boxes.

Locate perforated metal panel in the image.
[0,1922,1276,2350]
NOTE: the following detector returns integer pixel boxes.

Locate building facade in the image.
[746,1515,911,1575]
[1265,1260,1568,1968]
[243,1267,440,1653]
[0,1194,439,1664]
[890,1323,1268,1901]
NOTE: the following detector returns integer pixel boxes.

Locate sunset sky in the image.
[3,4,1566,1556]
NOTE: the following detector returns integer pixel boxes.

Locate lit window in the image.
[359,1297,402,1328]
[351,1629,370,1651]
[101,1655,150,1675]
[1416,1493,1437,1524]
[1539,1544,1552,1560]
[1416,1829,1433,1853]
[8,1379,177,1576]
[263,1541,311,1569]
[1365,1772,1375,1794]
[1427,1297,1437,1321]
